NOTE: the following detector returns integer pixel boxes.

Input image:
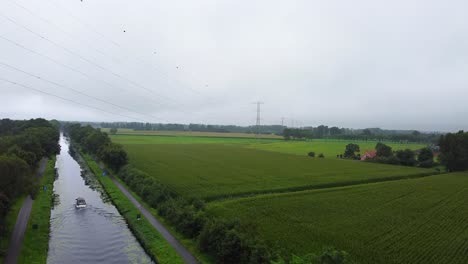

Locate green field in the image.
[247,140,426,157]
[111,134,425,158]
[122,143,434,200]
[208,172,468,264]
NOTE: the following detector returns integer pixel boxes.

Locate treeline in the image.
[0,118,59,244]
[284,127,440,143]
[68,124,350,263]
[357,131,468,172]
[66,124,128,171]
[341,142,437,168]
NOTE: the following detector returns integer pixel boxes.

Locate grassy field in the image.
[122,143,434,200]
[82,153,184,264]
[247,140,426,157]
[0,196,26,262]
[111,134,425,158]
[102,128,282,139]
[208,172,468,264]
[18,158,56,264]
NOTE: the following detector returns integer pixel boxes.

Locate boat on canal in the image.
[75,197,87,208]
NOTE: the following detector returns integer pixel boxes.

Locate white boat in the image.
[75,197,87,208]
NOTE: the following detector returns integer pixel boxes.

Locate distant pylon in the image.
[253,101,264,137]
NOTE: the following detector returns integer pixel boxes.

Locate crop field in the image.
[110,133,451,263]
[110,134,279,145]
[102,128,282,139]
[208,172,468,264]
[122,143,434,200]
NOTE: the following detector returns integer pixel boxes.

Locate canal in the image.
[47,134,153,263]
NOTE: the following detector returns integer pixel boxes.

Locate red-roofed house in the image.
[361,150,377,161]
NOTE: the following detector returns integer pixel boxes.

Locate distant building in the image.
[361,150,377,161]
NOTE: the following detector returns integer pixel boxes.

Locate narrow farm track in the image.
[4,158,48,264]
[103,171,199,264]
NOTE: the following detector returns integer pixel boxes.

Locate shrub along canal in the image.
[47,134,153,263]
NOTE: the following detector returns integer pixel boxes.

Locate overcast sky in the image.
[0,0,467,131]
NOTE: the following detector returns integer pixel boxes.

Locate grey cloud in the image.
[0,0,467,131]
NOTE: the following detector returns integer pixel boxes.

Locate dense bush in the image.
[439,131,468,171]
[272,247,352,264]
[375,143,392,158]
[343,144,360,159]
[198,219,272,264]
[368,156,400,165]
[308,152,316,158]
[98,144,128,171]
[395,149,416,166]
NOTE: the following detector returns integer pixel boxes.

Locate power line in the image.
[0,11,177,106]
[48,0,121,48]
[0,34,165,108]
[7,0,113,62]
[44,0,211,99]
[0,77,148,122]
[0,61,165,123]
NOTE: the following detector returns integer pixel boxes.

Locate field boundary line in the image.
[206,171,442,202]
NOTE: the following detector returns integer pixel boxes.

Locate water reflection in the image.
[47,134,153,264]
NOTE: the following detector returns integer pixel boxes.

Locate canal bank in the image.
[17,158,56,264]
[78,151,185,264]
[47,134,153,264]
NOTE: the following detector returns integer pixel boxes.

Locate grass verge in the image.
[110,173,213,264]
[18,158,56,264]
[80,152,184,264]
[0,196,26,262]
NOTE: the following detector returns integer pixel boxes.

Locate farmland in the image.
[208,172,468,264]
[108,132,459,263]
[120,142,433,200]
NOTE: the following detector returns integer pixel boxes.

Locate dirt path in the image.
[4,158,48,264]
[106,173,199,264]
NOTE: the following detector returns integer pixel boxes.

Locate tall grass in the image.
[18,158,56,264]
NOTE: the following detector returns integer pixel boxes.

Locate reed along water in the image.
[47,134,153,263]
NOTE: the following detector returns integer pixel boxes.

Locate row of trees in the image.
[283,127,440,143]
[338,142,436,168]
[66,124,128,171]
[372,143,434,167]
[0,118,60,247]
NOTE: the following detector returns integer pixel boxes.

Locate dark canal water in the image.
[47,134,153,264]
